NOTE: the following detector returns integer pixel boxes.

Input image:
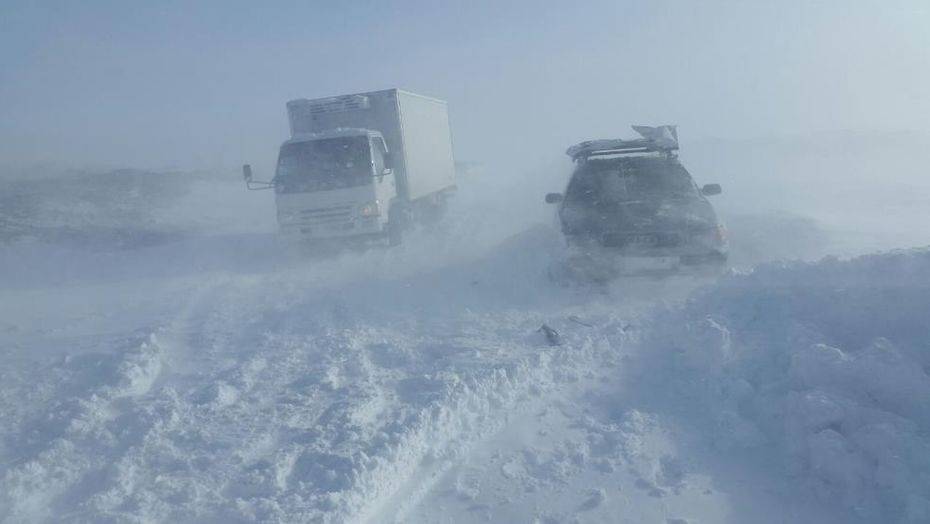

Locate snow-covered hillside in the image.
[1,167,929,523]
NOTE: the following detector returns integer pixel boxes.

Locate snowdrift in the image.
[635,249,930,522]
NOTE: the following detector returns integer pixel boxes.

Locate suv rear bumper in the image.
[561,235,728,279]
[566,234,727,258]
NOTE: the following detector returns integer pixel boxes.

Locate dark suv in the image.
[546,126,727,276]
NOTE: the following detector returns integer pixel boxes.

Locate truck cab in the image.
[272,129,397,241]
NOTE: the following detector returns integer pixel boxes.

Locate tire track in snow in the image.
[2,224,700,522]
[373,313,635,524]
[0,277,234,522]
[0,333,166,521]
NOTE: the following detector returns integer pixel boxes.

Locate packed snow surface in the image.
[1,167,929,523]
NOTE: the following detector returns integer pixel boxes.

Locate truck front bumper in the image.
[281,221,387,241]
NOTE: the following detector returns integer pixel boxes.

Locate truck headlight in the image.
[359,200,381,217]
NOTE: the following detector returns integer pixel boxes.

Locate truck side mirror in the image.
[383,152,394,169]
[242,164,275,191]
[545,193,563,204]
[701,184,721,196]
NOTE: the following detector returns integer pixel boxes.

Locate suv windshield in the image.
[566,157,697,206]
[275,136,372,193]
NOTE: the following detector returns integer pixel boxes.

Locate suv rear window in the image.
[566,158,697,206]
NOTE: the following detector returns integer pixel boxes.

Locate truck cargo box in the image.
[286,89,455,202]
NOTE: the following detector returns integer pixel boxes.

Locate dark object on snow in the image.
[568,315,593,327]
[538,324,563,346]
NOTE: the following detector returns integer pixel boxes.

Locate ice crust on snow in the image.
[637,249,930,522]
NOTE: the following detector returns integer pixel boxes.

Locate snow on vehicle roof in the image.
[567,125,679,161]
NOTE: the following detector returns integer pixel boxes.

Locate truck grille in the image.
[298,205,355,227]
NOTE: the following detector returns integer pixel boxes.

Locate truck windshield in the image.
[275,136,372,193]
[567,158,697,206]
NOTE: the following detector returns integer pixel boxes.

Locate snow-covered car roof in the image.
[567,125,679,161]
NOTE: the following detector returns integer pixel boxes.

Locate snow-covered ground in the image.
[2,155,930,523]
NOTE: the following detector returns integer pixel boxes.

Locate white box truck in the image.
[243,89,456,245]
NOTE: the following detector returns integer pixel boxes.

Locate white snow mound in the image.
[636,249,930,522]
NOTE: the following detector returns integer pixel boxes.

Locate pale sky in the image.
[1,0,928,174]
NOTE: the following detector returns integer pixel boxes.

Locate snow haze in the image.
[2,2,930,523]
[2,1,928,173]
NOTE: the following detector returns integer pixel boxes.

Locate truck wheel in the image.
[425,193,449,223]
[387,204,409,246]
[387,219,403,246]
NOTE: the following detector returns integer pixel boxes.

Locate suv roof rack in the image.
[566,125,679,161]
